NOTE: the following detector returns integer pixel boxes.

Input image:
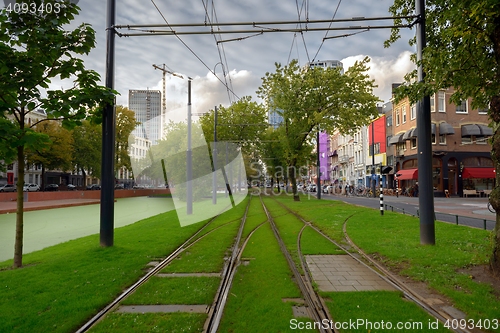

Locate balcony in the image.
[339,155,350,163]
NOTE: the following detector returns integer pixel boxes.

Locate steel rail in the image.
[260,195,335,333]
[75,204,234,333]
[269,196,469,333]
[204,196,251,333]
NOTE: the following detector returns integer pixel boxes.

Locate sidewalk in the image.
[0,198,101,214]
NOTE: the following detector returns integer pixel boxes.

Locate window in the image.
[386,115,392,127]
[438,91,445,112]
[431,133,436,144]
[439,135,446,144]
[430,94,435,112]
[476,136,488,145]
[410,138,417,149]
[456,100,468,113]
[402,106,407,123]
[410,104,416,120]
[396,109,400,126]
[478,107,488,115]
[461,136,472,145]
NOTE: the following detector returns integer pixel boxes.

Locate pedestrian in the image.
[414,182,419,197]
[345,184,349,196]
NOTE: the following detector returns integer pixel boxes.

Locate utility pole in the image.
[101,0,116,247]
[416,0,435,245]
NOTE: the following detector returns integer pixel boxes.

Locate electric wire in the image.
[295,0,310,64]
[311,0,342,63]
[201,0,235,104]
[149,0,240,101]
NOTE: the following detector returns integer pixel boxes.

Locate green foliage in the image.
[72,120,102,179]
[26,121,74,173]
[386,0,500,108]
[386,0,500,275]
[115,105,138,173]
[257,59,379,196]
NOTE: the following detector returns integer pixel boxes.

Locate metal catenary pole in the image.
[100,0,116,247]
[416,0,435,245]
[187,78,193,215]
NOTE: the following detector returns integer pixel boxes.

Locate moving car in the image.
[44,184,59,191]
[0,184,16,192]
[23,183,40,192]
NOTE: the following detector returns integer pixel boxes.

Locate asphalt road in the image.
[318,192,496,231]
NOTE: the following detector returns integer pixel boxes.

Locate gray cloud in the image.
[51,0,416,108]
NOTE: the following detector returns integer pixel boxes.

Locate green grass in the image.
[275,195,499,332]
[262,196,308,272]
[218,222,314,333]
[300,226,344,255]
[240,196,268,242]
[122,276,220,305]
[324,291,450,332]
[90,313,206,333]
[346,209,498,327]
[161,220,240,273]
[0,210,205,333]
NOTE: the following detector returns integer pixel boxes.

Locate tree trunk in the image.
[289,165,300,201]
[13,145,25,268]
[490,96,500,276]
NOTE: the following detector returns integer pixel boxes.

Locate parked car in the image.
[114,183,124,189]
[67,184,77,191]
[23,183,40,192]
[86,184,101,190]
[0,184,17,192]
[44,184,59,191]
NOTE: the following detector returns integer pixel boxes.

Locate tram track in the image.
[76,201,243,333]
[268,195,471,333]
[259,195,336,333]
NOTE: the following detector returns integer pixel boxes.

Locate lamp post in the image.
[317,129,321,200]
[187,77,193,215]
[371,121,376,198]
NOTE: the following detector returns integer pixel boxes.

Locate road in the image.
[319,192,496,230]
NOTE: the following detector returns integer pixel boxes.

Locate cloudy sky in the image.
[63,0,416,121]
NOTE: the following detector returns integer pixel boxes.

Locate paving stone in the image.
[116,305,209,313]
[306,255,395,292]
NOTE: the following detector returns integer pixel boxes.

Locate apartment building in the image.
[389,87,493,196]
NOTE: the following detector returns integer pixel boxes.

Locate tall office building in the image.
[129,89,162,145]
[307,60,344,74]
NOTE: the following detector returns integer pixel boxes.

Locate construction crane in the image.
[152,64,183,116]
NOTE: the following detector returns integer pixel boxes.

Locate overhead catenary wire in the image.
[311,0,342,63]
[149,0,241,101]
[201,0,236,104]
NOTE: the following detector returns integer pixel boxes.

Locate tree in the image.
[386,0,500,276]
[72,120,102,182]
[0,1,116,268]
[115,105,138,174]
[257,59,379,200]
[26,121,74,189]
[199,96,267,154]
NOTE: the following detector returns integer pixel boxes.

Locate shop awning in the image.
[381,166,393,174]
[461,124,493,137]
[402,129,412,141]
[395,168,419,180]
[462,167,495,179]
[439,122,455,135]
[388,133,405,145]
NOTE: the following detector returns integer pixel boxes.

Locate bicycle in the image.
[488,201,496,213]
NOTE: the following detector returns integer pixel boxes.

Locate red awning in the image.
[462,167,495,179]
[395,168,419,180]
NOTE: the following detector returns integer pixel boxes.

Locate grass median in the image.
[274,194,498,332]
